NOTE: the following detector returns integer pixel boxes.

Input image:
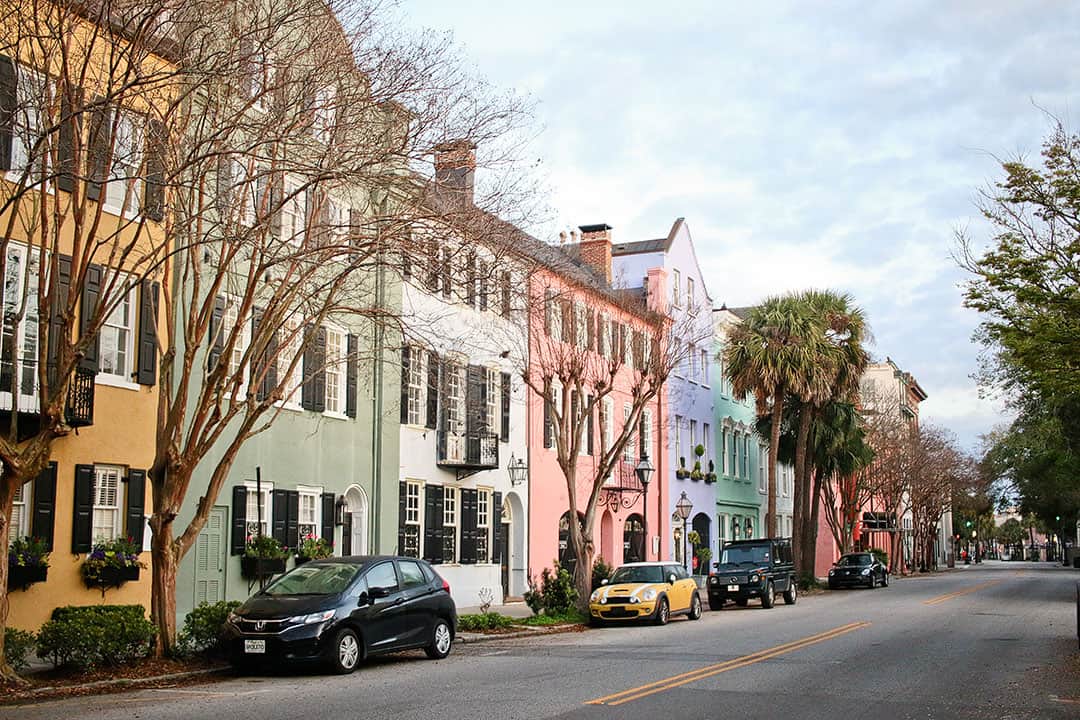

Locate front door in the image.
[194,506,228,606]
[499,520,510,597]
[341,512,353,556]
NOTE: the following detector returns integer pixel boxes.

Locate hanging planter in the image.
[81,538,144,590]
[8,536,50,591]
[8,564,48,591]
[241,556,287,579]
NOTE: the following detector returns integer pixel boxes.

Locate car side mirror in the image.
[668,574,677,585]
[357,591,371,607]
[600,578,609,586]
[370,586,392,599]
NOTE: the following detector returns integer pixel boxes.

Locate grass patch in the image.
[516,610,588,627]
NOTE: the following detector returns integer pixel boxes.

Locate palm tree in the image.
[726,294,823,537]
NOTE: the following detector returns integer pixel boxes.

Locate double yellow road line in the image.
[586,621,871,707]
[923,580,1002,606]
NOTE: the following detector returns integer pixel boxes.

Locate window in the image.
[280,175,306,245]
[759,456,767,493]
[324,327,344,415]
[398,560,426,589]
[574,304,586,348]
[718,513,727,544]
[325,197,348,247]
[688,343,697,381]
[277,316,303,407]
[406,347,426,426]
[92,465,123,541]
[245,481,272,538]
[95,278,137,384]
[732,515,741,541]
[642,409,653,460]
[477,488,491,563]
[622,403,634,463]
[546,380,562,449]
[10,482,27,541]
[721,430,729,475]
[248,52,275,107]
[602,398,615,472]
[446,362,464,433]
[701,349,709,385]
[103,111,144,217]
[686,277,695,311]
[759,446,766,489]
[730,431,739,479]
[702,423,710,466]
[674,415,683,464]
[366,561,398,593]
[312,85,337,143]
[6,64,49,180]
[402,481,421,558]
[442,486,458,562]
[689,419,698,456]
[671,269,681,308]
[486,368,499,432]
[298,487,321,540]
[743,435,750,479]
[2,245,40,401]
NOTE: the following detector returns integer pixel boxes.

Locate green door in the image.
[194,506,227,606]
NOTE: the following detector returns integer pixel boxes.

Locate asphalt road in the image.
[5,561,1079,720]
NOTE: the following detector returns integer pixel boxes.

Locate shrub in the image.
[523,563,577,616]
[799,573,822,590]
[37,605,156,669]
[591,557,614,591]
[869,547,888,567]
[178,600,242,656]
[4,627,36,671]
[457,612,514,632]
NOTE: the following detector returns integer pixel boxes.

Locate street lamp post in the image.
[675,492,693,575]
[635,454,654,560]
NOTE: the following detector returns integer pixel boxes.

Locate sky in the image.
[399,0,1080,451]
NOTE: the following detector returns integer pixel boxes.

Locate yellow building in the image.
[1,3,174,630]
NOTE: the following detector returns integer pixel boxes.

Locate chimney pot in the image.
[574,223,613,283]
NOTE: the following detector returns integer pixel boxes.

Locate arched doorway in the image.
[341,485,368,556]
[623,514,645,563]
[691,512,711,573]
[600,511,615,565]
[503,491,526,598]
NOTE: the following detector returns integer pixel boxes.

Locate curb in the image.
[3,666,231,704]
[456,623,586,644]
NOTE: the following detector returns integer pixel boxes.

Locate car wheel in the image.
[882,572,889,587]
[761,582,775,609]
[688,593,702,620]
[425,619,453,660]
[783,580,797,605]
[327,628,362,674]
[708,597,724,611]
[735,598,749,607]
[654,597,670,626]
[868,575,877,589]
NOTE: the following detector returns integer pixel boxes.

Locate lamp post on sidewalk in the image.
[675,492,693,575]
[635,454,654,560]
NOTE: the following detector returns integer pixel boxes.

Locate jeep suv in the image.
[706,538,797,610]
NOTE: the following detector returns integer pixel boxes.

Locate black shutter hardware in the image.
[31,461,57,552]
[125,469,147,549]
[230,485,247,555]
[72,464,94,553]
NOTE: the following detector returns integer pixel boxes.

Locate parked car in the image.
[827,552,889,589]
[224,555,457,674]
[706,538,797,610]
[588,561,702,625]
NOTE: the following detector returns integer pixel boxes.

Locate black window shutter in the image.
[252,307,278,402]
[208,295,225,372]
[271,488,288,546]
[56,89,81,193]
[143,119,165,221]
[0,55,14,170]
[501,271,511,318]
[479,261,489,311]
[466,364,483,435]
[30,461,57,552]
[301,325,317,410]
[85,101,111,202]
[72,464,94,553]
[587,394,594,455]
[543,379,553,449]
[320,493,335,544]
[345,334,358,418]
[441,247,452,299]
[423,484,444,563]
[79,264,103,372]
[460,488,477,564]
[639,413,646,459]
[312,327,327,412]
[399,345,410,424]
[230,485,247,555]
[46,255,72,369]
[500,372,511,442]
[425,351,439,429]
[465,252,476,307]
[215,154,233,215]
[543,290,552,335]
[136,280,159,385]
[397,482,407,555]
[286,490,299,550]
[125,469,146,549]
[491,491,503,563]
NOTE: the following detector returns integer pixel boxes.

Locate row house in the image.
[611,218,716,573]
[394,142,529,605]
[2,16,169,630]
[527,225,669,577]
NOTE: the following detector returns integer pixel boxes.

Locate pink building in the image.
[525,225,670,580]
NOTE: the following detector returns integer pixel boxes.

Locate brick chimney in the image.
[577,223,613,283]
[433,140,477,205]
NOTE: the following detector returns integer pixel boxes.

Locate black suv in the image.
[707,538,797,610]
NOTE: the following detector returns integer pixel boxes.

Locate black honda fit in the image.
[224,555,457,674]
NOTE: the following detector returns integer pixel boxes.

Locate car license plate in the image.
[244,639,266,654]
[727,584,739,592]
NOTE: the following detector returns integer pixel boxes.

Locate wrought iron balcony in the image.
[0,365,95,437]
[597,460,648,510]
[437,429,499,480]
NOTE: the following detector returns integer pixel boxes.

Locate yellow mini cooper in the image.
[589,562,702,626]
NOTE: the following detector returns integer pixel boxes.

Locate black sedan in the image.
[827,552,889,589]
[224,555,457,674]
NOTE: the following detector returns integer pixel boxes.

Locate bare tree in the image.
[909,425,972,572]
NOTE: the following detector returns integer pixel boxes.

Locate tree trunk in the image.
[150,513,179,657]
[805,469,824,579]
[0,478,25,683]
[792,407,811,570]
[767,396,783,537]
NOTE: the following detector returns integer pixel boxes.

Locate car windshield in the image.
[610,565,664,584]
[721,545,770,565]
[262,562,360,596]
[837,554,872,567]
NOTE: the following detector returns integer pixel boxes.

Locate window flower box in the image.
[241,556,287,579]
[8,536,50,591]
[81,537,144,590]
[8,564,48,591]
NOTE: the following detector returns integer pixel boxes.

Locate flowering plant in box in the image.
[296,534,333,561]
[9,536,49,568]
[244,534,289,559]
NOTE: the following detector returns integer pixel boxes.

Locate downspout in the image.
[369,194,388,553]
